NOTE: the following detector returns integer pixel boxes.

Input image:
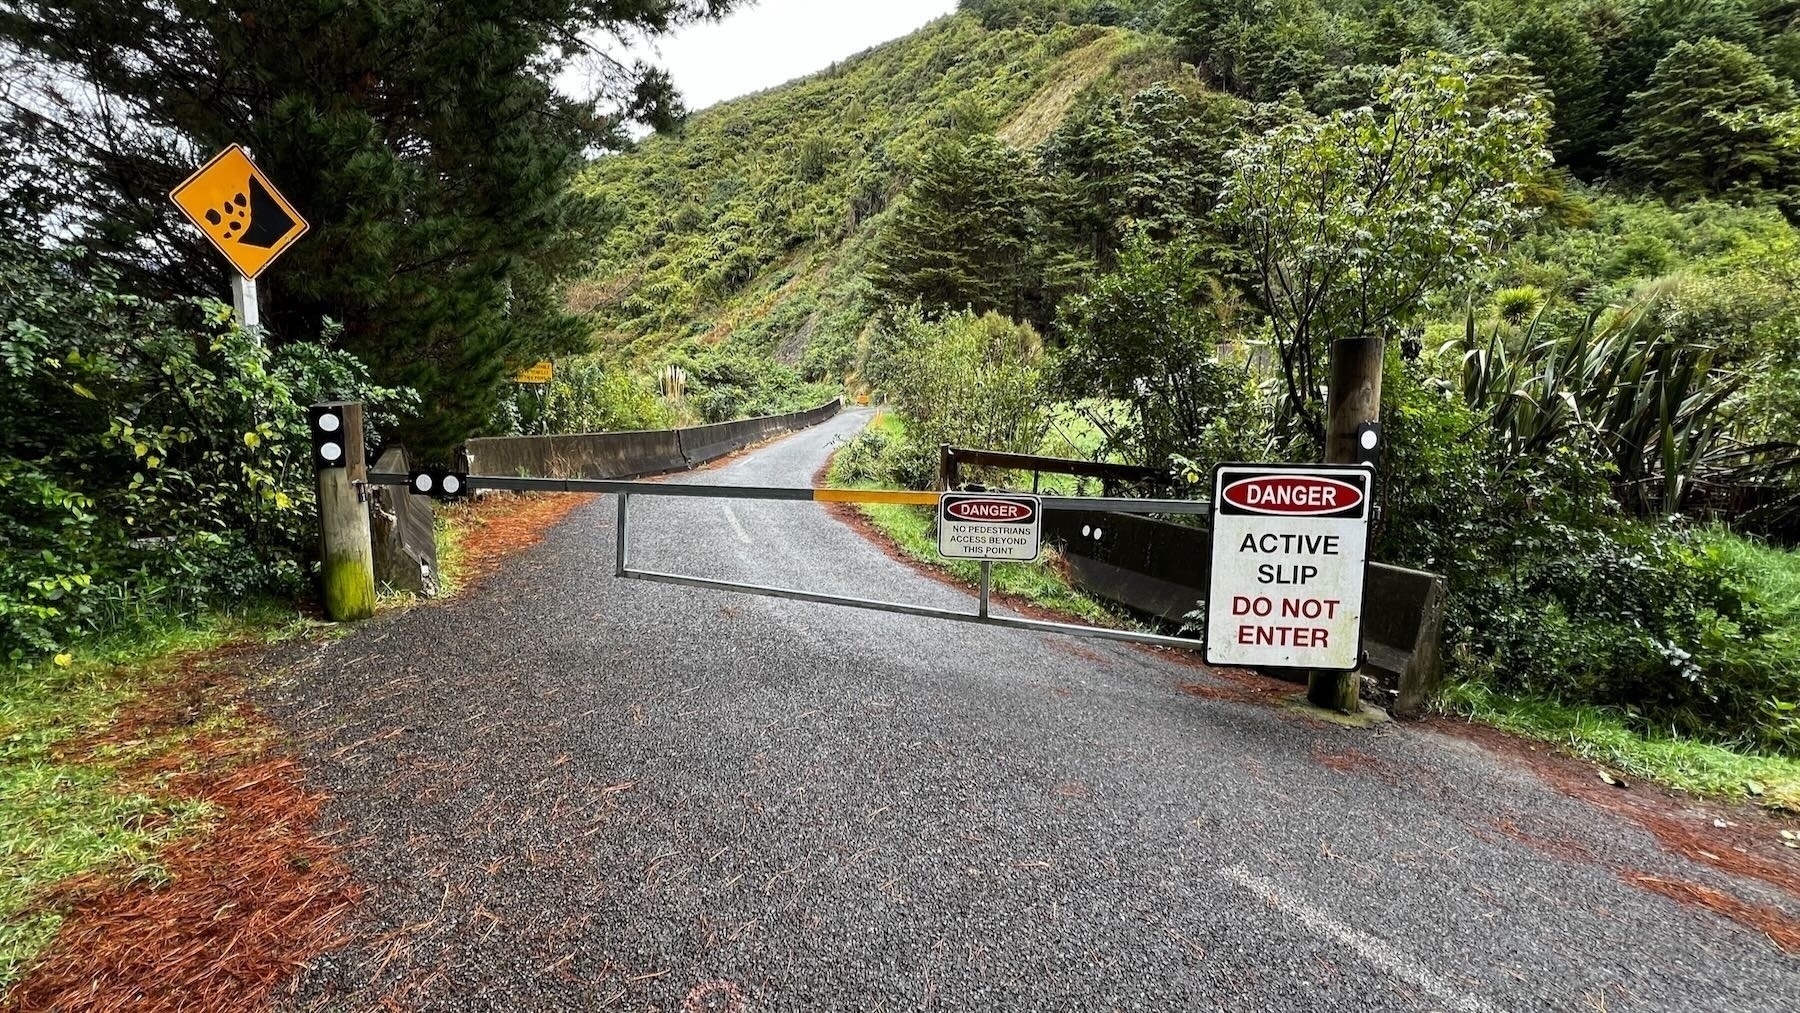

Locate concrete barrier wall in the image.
[464,397,842,480]
[1041,509,1446,717]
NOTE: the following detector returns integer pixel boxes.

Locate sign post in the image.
[939,492,1041,620]
[1312,336,1385,710]
[308,402,376,622]
[1204,465,1372,676]
[514,361,555,385]
[230,274,260,330]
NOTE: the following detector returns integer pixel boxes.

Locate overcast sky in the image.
[612,1,959,112]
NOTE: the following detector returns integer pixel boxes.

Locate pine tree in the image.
[869,135,1072,332]
[0,0,733,454]
[1609,38,1800,200]
[1591,0,1765,161]
[1507,10,1608,173]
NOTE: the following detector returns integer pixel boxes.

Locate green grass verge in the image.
[1440,681,1800,812]
[829,411,1124,627]
[854,501,1118,625]
[0,603,307,989]
[1442,527,1800,813]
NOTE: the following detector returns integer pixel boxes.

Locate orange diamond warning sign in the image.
[169,145,308,279]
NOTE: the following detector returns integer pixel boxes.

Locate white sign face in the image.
[1205,465,1371,671]
[938,493,1042,562]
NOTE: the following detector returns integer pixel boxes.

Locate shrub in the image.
[866,308,1051,455]
[1053,234,1265,470]
[671,345,841,424]
[500,359,675,436]
[1,239,409,660]
[1379,365,1800,753]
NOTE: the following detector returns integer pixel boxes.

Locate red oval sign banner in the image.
[1222,475,1363,516]
[946,498,1036,523]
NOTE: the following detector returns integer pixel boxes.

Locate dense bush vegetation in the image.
[1380,364,1799,752]
[867,309,1053,452]
[493,360,677,437]
[570,14,1169,375]
[0,239,408,660]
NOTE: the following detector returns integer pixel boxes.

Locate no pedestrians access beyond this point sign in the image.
[939,492,1041,562]
[170,144,309,279]
[1205,465,1371,672]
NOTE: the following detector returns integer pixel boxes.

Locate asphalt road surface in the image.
[266,409,1799,1012]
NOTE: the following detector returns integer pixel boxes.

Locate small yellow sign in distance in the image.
[514,361,555,385]
[169,145,309,280]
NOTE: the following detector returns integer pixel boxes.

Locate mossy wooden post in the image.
[314,400,376,622]
[1308,336,1384,712]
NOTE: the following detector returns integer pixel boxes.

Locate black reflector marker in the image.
[408,469,470,500]
[1356,421,1382,467]
[309,405,347,469]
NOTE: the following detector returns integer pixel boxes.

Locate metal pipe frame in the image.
[602,484,1207,654]
[366,471,1208,651]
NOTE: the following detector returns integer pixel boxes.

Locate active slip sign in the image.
[938,493,1041,562]
[1205,465,1371,672]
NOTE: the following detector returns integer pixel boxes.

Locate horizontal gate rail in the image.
[366,471,1212,651]
[366,472,1213,517]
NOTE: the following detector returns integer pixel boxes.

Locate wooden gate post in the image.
[310,400,376,622]
[1308,336,1384,712]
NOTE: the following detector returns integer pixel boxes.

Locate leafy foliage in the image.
[670,345,842,424]
[1503,8,1607,170]
[870,135,1075,331]
[494,360,675,437]
[1379,369,1800,753]
[866,309,1052,462]
[0,238,407,660]
[1218,51,1553,447]
[1053,235,1264,469]
[1453,297,1798,516]
[570,15,1157,365]
[1039,84,1248,262]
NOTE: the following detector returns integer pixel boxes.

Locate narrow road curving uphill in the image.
[265,410,1799,1012]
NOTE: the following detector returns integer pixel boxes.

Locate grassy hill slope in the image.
[568,13,1184,380]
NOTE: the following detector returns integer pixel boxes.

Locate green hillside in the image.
[569,14,1183,378]
[561,2,1800,770]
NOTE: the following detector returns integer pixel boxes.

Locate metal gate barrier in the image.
[367,472,1213,652]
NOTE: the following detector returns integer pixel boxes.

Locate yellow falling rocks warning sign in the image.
[170,145,309,279]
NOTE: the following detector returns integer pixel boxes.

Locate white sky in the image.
[608,1,959,112]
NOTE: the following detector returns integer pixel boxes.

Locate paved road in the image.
[267,410,1799,1012]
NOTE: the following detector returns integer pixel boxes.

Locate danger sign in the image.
[1205,465,1371,671]
[939,493,1041,562]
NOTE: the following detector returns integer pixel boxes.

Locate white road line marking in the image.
[723,505,753,545]
[1218,865,1502,1013]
